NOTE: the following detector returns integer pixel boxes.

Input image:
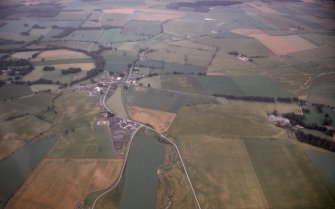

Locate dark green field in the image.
[0,84,32,100]
[305,150,335,192]
[119,134,165,209]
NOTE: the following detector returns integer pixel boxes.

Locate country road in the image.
[92,81,202,209]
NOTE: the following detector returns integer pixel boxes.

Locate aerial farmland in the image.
[0,0,334,209]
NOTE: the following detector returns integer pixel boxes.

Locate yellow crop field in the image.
[6,159,122,209]
[129,106,176,132]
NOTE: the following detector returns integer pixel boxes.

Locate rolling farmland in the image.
[0,0,334,208]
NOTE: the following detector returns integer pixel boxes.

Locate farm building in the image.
[270,115,290,127]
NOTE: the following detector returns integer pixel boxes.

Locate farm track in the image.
[93,80,202,209]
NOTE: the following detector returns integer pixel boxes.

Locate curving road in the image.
[92,82,202,209]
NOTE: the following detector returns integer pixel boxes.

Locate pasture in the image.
[160,74,206,95]
[30,84,59,92]
[101,13,130,27]
[47,91,102,158]
[122,20,161,36]
[118,134,165,209]
[10,51,39,59]
[176,136,268,209]
[128,106,176,132]
[94,125,115,158]
[245,139,335,209]
[287,45,335,63]
[308,73,335,106]
[163,19,203,37]
[124,87,217,113]
[33,49,91,60]
[156,145,197,209]
[305,150,335,192]
[134,9,185,22]
[6,159,122,209]
[106,87,128,118]
[303,105,335,126]
[99,29,147,45]
[55,11,90,21]
[138,75,161,89]
[300,33,335,46]
[102,49,137,73]
[168,102,335,209]
[198,75,291,98]
[63,29,101,42]
[0,93,56,121]
[169,102,299,138]
[0,84,32,100]
[146,44,214,67]
[0,114,50,140]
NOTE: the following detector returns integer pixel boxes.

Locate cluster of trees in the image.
[61,67,81,74]
[70,68,103,85]
[0,59,32,68]
[0,80,5,87]
[5,112,29,121]
[43,66,55,71]
[213,94,275,103]
[212,94,303,104]
[51,28,76,38]
[295,130,335,152]
[323,114,333,126]
[0,59,34,77]
[277,97,299,103]
[283,113,334,136]
[227,51,253,62]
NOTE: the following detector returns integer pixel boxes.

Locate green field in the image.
[64,29,101,42]
[146,44,214,67]
[245,138,335,209]
[102,49,137,73]
[94,125,114,158]
[24,66,88,84]
[300,33,335,47]
[30,84,59,92]
[160,74,206,95]
[0,84,33,100]
[169,102,299,138]
[31,58,93,66]
[163,19,203,37]
[304,105,335,126]
[55,11,90,21]
[119,133,165,209]
[305,150,335,192]
[0,115,50,141]
[138,75,161,89]
[308,74,335,106]
[125,87,217,113]
[0,93,56,120]
[106,87,129,118]
[99,29,147,45]
[47,91,101,158]
[198,75,291,98]
[122,20,161,36]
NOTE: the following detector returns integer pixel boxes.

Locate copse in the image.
[61,67,82,74]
